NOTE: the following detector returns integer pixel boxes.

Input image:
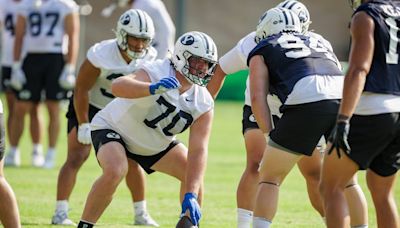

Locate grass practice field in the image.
[3,101,400,227]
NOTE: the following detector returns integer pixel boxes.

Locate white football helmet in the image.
[115,9,155,59]
[277,0,311,34]
[255,7,302,43]
[172,31,218,86]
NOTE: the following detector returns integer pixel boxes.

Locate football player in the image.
[1,0,44,168]
[247,8,343,227]
[9,0,80,169]
[51,9,159,226]
[77,31,217,228]
[321,0,400,227]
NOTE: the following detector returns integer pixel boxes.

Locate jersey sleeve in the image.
[219,32,256,74]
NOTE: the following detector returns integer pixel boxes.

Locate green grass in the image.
[3,100,399,227]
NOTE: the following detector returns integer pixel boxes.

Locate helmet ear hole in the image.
[172,31,218,87]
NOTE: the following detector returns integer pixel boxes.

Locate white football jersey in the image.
[0,0,20,66]
[91,59,214,156]
[18,0,78,53]
[87,39,157,109]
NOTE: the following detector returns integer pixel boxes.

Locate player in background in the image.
[77,31,217,228]
[117,0,176,59]
[9,0,79,169]
[0,0,44,168]
[321,0,400,227]
[51,9,159,226]
[207,1,368,227]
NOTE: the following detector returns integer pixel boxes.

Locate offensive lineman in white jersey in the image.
[77,31,217,228]
[9,0,80,169]
[206,1,368,227]
[0,0,44,168]
[51,9,158,226]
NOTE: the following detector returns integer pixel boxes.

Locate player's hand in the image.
[180,192,201,226]
[59,64,76,90]
[149,77,180,95]
[10,62,26,90]
[327,121,350,158]
[77,123,91,145]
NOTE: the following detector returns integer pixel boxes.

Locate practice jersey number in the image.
[276,33,337,63]
[100,73,123,99]
[28,12,59,36]
[4,14,15,35]
[144,96,193,136]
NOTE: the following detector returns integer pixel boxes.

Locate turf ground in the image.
[3,101,400,227]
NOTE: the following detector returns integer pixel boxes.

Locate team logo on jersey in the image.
[106,132,121,139]
[185,97,193,102]
[121,14,130,25]
[180,35,195,45]
[249,114,257,123]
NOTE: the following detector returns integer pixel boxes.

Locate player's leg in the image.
[0,113,21,228]
[29,101,44,167]
[2,75,20,166]
[367,170,399,228]
[79,139,128,225]
[125,159,159,226]
[237,128,265,228]
[252,144,302,227]
[43,53,67,169]
[236,105,266,228]
[297,147,324,217]
[344,174,368,227]
[43,100,60,168]
[320,148,359,228]
[5,100,32,166]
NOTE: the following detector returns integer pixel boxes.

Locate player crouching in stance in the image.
[77,31,218,228]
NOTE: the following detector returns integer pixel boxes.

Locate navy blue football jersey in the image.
[247,32,342,103]
[355,0,400,95]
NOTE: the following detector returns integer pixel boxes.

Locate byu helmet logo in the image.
[121,14,130,25]
[180,35,195,45]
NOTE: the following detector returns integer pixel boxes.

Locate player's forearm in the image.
[111,76,151,98]
[185,148,207,194]
[74,88,90,124]
[338,68,367,119]
[13,16,25,61]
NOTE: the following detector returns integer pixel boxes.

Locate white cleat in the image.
[134,212,159,227]
[32,151,44,167]
[4,151,20,167]
[51,211,76,226]
[43,151,55,169]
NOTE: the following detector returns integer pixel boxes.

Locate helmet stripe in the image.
[287,1,298,10]
[199,33,210,54]
[281,0,293,8]
[135,10,144,32]
[282,9,289,25]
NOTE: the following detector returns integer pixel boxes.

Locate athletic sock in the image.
[253,216,272,228]
[237,208,253,228]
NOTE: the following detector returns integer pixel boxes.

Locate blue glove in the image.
[180,192,201,226]
[327,121,350,158]
[149,77,180,95]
